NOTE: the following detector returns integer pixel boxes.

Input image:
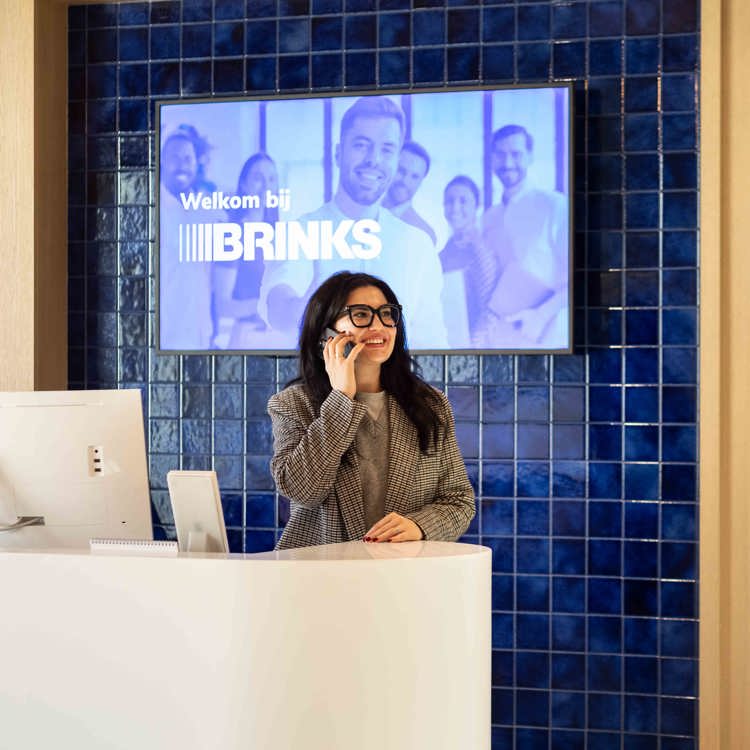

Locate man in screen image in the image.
[159,129,215,351]
[478,124,569,349]
[258,97,448,349]
[382,141,438,246]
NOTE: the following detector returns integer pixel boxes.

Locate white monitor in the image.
[0,389,153,549]
[167,470,229,553]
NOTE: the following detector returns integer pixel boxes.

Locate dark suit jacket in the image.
[268,385,475,550]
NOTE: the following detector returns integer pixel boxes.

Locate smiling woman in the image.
[267,271,476,550]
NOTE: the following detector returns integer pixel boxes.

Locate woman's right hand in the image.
[322,332,365,399]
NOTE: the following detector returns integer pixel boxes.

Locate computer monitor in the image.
[167,470,229,553]
[0,389,153,549]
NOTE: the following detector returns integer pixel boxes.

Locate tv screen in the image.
[156,84,572,354]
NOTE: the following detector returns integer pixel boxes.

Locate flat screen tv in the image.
[156,83,573,354]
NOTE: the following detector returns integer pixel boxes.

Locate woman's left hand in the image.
[364,512,424,543]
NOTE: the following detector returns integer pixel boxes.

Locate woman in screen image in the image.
[438,176,496,347]
[212,152,279,349]
[268,271,475,550]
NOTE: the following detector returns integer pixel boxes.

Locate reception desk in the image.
[0,540,491,749]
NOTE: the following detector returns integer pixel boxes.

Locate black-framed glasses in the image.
[339,304,402,328]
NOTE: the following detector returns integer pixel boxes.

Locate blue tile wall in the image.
[68,1,699,747]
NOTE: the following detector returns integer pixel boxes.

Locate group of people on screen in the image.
[159,96,568,352]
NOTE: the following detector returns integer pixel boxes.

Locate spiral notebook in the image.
[89,538,179,556]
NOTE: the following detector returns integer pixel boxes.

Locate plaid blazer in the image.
[268,385,476,550]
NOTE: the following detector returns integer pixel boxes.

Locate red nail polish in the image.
[372,537,378,542]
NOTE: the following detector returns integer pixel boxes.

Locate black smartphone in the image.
[321,327,354,357]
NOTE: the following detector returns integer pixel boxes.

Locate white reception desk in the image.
[0,541,491,750]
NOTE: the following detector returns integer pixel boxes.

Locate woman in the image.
[212,152,279,348]
[439,175,496,345]
[268,271,475,550]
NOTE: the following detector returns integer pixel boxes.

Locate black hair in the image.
[229,152,279,223]
[444,174,480,206]
[401,141,431,176]
[491,124,534,152]
[340,96,405,143]
[290,271,444,453]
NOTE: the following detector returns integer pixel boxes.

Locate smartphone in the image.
[321,327,354,357]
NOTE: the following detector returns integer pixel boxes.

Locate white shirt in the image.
[158,184,214,350]
[258,201,448,350]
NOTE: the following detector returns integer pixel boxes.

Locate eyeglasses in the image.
[339,304,402,328]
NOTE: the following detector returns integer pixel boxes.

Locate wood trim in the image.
[701,0,750,746]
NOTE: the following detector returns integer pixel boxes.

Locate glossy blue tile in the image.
[661,658,697,697]
[588,615,620,653]
[626,309,658,345]
[664,0,698,31]
[414,48,444,84]
[551,691,585,729]
[662,386,696,423]
[516,650,549,688]
[624,463,658,500]
[246,20,277,54]
[625,579,658,616]
[661,619,697,658]
[589,425,621,461]
[625,270,659,306]
[379,50,410,86]
[516,690,549,732]
[553,577,585,613]
[552,654,585,690]
[216,0,245,19]
[150,2,179,25]
[625,0,660,35]
[518,538,549,574]
[589,539,621,575]
[588,270,622,307]
[554,41,585,78]
[483,461,514,497]
[447,46,480,81]
[588,115,621,153]
[588,693,620,730]
[516,614,549,649]
[552,3,585,38]
[625,695,658,733]
[483,7,514,44]
[214,59,245,92]
[589,653,621,691]
[488,537,514,573]
[624,113,658,151]
[624,616,658,655]
[552,614,585,652]
[412,10,443,46]
[589,578,621,615]
[311,16,341,50]
[517,575,550,612]
[447,9,478,44]
[661,542,696,580]
[663,74,697,112]
[626,192,659,230]
[244,529,275,552]
[660,697,695,735]
[518,425,550,460]
[493,613,514,649]
[345,13,376,49]
[589,462,621,500]
[492,573,513,611]
[484,499,514,535]
[492,649,513,688]
[491,685,513,723]
[150,24,180,59]
[663,114,697,151]
[179,61,210,94]
[662,425,696,462]
[517,462,550,498]
[279,54,308,88]
[589,501,622,537]
[663,34,698,72]
[589,39,621,76]
[552,500,586,537]
[517,42,551,79]
[553,426,584,461]
[625,426,658,461]
[662,309,697,345]
[279,0,311,14]
[588,193,623,230]
[624,540,658,578]
[482,423,513,459]
[553,539,585,575]
[662,503,696,541]
[278,18,308,54]
[626,37,659,74]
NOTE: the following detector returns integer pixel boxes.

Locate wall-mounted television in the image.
[156,83,573,355]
